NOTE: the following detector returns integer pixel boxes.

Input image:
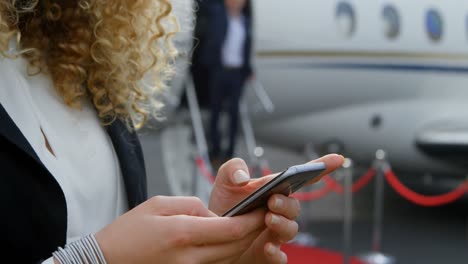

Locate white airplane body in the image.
[171,0,468,177]
[245,0,468,176]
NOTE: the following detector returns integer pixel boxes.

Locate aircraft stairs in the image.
[156,74,275,204]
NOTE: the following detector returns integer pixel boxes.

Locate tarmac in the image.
[139,120,468,264]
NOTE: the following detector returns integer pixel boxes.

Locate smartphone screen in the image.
[222,162,326,217]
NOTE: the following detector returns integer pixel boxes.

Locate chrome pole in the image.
[239,98,259,168]
[185,75,210,161]
[343,158,353,264]
[251,79,274,114]
[240,79,275,177]
[373,151,385,253]
[185,75,213,200]
[358,150,395,264]
[290,143,321,248]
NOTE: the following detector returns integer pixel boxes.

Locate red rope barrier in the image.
[261,167,273,177]
[321,168,376,194]
[350,168,377,193]
[195,156,216,184]
[322,176,343,193]
[291,169,376,201]
[195,156,468,206]
[384,169,468,207]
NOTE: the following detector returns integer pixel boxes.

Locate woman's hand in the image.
[95,196,266,264]
[209,154,344,263]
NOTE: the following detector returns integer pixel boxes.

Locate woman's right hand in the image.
[94,196,266,264]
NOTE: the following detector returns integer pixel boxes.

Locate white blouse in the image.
[222,14,246,68]
[0,55,128,263]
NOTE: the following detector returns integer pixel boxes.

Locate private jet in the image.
[245,0,468,178]
[171,0,468,183]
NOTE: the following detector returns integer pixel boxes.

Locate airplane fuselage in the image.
[248,0,468,175]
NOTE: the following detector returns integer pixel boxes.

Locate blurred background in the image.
[139,0,468,263]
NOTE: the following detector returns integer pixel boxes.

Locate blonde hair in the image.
[0,0,179,129]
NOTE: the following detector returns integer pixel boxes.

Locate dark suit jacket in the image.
[200,3,253,79]
[0,104,147,263]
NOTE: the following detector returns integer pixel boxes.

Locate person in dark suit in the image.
[200,0,254,164]
[0,1,343,264]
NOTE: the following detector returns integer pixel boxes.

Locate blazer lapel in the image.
[1,103,147,209]
[0,104,42,165]
[105,120,147,209]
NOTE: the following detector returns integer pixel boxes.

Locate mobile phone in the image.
[222,162,327,217]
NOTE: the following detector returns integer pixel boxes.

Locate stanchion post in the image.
[343,158,353,264]
[290,144,321,247]
[358,150,395,264]
[185,76,213,202]
[191,155,198,197]
[372,151,385,254]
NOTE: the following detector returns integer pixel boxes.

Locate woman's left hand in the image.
[208,154,344,263]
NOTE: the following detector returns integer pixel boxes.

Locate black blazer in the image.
[200,3,253,79]
[0,104,147,263]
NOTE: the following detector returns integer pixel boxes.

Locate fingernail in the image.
[275,197,283,209]
[280,251,287,263]
[266,243,277,256]
[270,214,280,225]
[295,199,300,210]
[233,170,250,184]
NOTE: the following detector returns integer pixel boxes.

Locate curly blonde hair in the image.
[0,0,178,129]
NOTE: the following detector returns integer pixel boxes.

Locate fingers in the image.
[216,154,344,188]
[191,227,263,264]
[308,154,345,177]
[215,158,251,186]
[264,242,288,264]
[212,154,344,198]
[145,196,217,217]
[267,194,300,220]
[249,154,345,190]
[266,194,300,243]
[167,208,266,247]
[265,212,299,243]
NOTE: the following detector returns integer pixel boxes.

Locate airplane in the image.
[170,0,468,183]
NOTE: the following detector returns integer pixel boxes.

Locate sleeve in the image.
[199,4,221,68]
[244,16,254,78]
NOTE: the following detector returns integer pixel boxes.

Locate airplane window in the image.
[336,2,356,38]
[382,5,400,39]
[425,9,443,42]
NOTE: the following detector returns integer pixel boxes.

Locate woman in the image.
[0,1,344,263]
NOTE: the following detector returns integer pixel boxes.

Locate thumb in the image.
[215,158,251,187]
